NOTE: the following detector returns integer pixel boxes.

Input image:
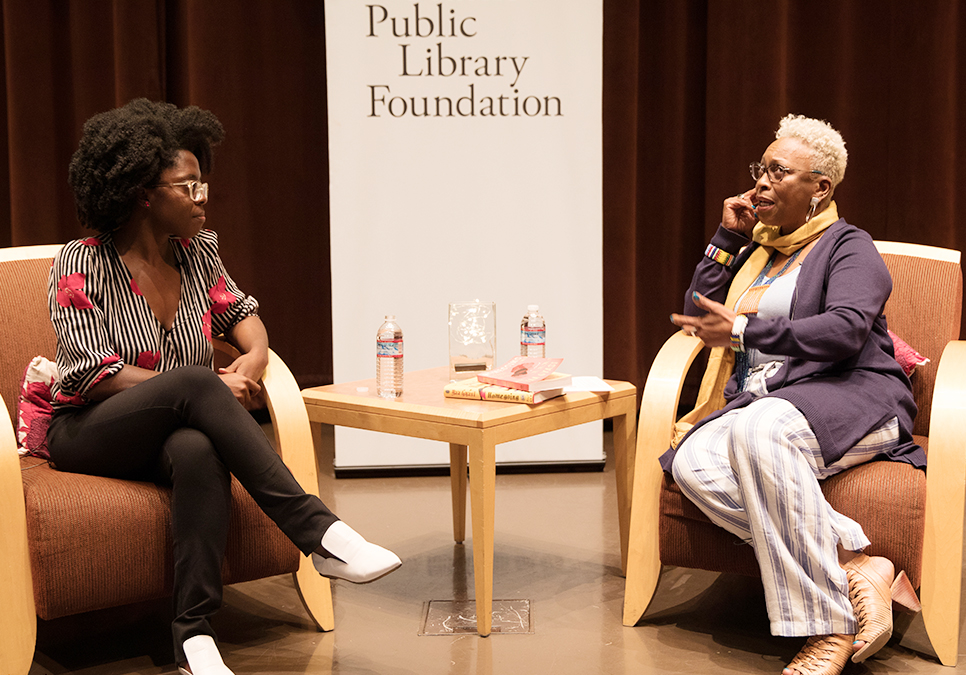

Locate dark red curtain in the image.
[2,0,964,390]
[0,0,332,387]
[603,0,966,395]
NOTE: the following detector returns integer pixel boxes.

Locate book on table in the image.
[475,356,572,392]
[443,374,569,404]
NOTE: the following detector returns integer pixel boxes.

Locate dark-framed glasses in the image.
[152,180,209,203]
[749,162,825,183]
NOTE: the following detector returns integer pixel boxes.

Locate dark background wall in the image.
[2,0,963,390]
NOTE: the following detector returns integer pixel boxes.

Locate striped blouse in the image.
[48,229,259,409]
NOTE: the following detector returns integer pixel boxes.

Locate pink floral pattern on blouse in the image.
[56,273,95,310]
[208,276,238,315]
[89,355,121,389]
[54,391,87,406]
[136,351,161,370]
[130,278,142,296]
[202,309,213,341]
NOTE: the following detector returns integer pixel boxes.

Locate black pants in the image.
[47,365,338,663]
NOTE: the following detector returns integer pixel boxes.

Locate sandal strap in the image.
[786,634,852,675]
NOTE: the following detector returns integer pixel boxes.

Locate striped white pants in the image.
[671,397,899,637]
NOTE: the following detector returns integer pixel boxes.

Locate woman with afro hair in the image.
[47,99,401,675]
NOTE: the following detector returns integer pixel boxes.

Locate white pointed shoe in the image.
[180,635,234,675]
[313,521,402,583]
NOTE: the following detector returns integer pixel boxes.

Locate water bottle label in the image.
[377,339,403,357]
[521,327,545,345]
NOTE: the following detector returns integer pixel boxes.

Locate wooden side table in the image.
[301,367,637,636]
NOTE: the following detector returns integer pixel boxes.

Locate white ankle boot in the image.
[313,521,402,583]
[179,635,234,675]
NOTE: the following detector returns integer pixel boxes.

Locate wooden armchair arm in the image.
[920,339,966,666]
[623,331,704,627]
[0,395,37,675]
[212,340,334,631]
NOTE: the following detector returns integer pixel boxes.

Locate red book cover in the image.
[477,356,570,392]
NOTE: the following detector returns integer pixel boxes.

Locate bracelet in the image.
[730,314,748,352]
[705,244,735,267]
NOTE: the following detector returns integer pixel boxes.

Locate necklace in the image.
[734,247,804,390]
[734,247,804,316]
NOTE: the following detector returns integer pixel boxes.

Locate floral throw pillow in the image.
[17,356,58,458]
[888,330,929,377]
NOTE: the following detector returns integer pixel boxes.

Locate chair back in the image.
[0,246,63,425]
[875,241,963,437]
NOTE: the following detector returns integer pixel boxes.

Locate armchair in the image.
[622,241,965,666]
[0,244,333,675]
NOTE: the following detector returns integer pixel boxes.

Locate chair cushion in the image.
[820,453,926,588]
[660,474,760,577]
[660,449,927,588]
[21,456,300,620]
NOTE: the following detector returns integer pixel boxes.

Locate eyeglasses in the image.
[749,162,825,183]
[151,180,209,203]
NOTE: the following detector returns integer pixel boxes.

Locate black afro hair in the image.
[68,98,225,232]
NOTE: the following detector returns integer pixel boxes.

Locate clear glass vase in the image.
[448,300,496,381]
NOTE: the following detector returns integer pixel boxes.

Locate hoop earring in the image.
[805,196,820,223]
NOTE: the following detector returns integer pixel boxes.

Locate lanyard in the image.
[735,248,804,316]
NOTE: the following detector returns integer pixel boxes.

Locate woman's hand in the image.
[670,292,738,348]
[222,317,270,410]
[218,369,262,409]
[219,350,268,384]
[218,351,267,409]
[723,189,758,237]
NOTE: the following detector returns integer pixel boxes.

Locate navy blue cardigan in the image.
[661,219,924,472]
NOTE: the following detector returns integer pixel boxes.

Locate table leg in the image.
[449,443,468,543]
[611,405,637,575]
[468,434,496,636]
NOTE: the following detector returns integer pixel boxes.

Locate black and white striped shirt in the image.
[48,229,258,409]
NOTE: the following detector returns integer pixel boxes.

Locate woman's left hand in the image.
[218,370,261,409]
[670,292,738,348]
[219,350,268,383]
[218,351,268,409]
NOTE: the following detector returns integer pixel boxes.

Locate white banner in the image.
[326,1,603,469]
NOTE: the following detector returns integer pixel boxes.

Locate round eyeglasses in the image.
[750,162,825,183]
[151,180,209,203]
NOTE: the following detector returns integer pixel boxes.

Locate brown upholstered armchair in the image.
[0,244,334,674]
[622,241,965,666]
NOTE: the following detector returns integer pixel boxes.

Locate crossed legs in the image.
[48,366,340,664]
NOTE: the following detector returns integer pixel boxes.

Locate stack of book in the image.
[443,356,572,404]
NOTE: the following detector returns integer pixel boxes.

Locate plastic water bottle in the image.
[376,315,403,399]
[520,305,546,357]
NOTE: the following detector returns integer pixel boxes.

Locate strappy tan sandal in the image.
[783,634,853,675]
[843,553,921,663]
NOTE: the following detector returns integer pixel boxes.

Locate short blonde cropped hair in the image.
[776,114,847,188]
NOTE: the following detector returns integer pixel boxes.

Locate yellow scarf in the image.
[670,202,840,448]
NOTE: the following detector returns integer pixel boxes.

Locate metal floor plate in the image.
[418,599,532,635]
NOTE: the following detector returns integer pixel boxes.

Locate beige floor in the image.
[29,427,966,674]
